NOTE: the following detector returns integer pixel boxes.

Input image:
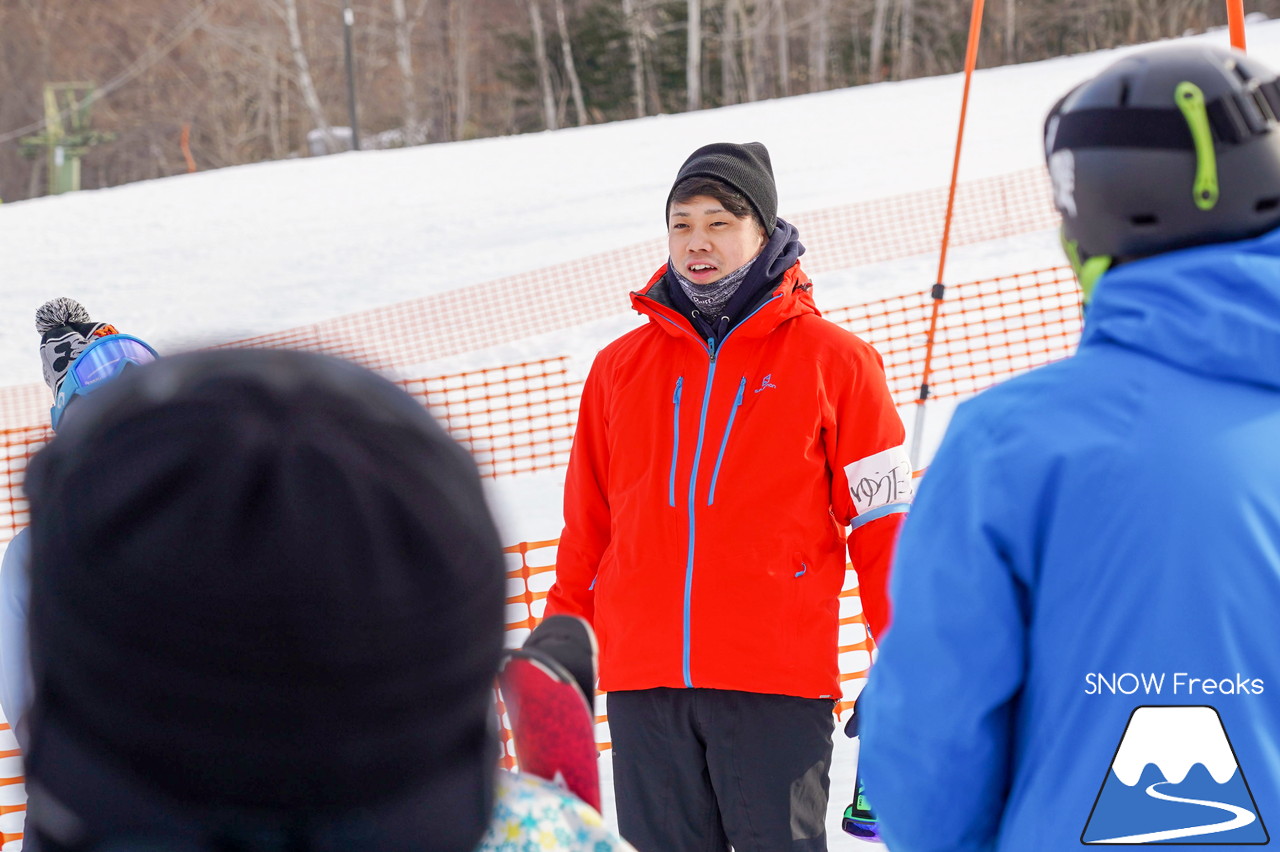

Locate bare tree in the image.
[620,0,647,117]
[553,0,588,124]
[720,0,744,104]
[849,1,865,85]
[526,0,558,130]
[687,0,702,110]
[1004,0,1015,64]
[272,0,336,148]
[868,0,890,82]
[452,0,471,138]
[774,0,790,96]
[8,0,1278,203]
[897,0,914,79]
[390,0,422,139]
[808,0,832,92]
[199,20,291,163]
[747,0,767,100]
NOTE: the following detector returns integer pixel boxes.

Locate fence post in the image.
[910,0,987,468]
[1226,0,1247,51]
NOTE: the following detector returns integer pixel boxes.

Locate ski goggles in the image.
[51,334,159,431]
[842,803,882,842]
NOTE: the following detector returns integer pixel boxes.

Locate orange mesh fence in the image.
[0,361,582,544]
[399,358,582,479]
[0,427,50,545]
[0,165,1055,432]
[0,160,1061,470]
[192,166,1056,372]
[388,266,1079,484]
[799,166,1055,276]
[0,268,1081,544]
[825,291,935,404]
[0,385,52,437]
[495,538,876,771]
[825,265,1082,406]
[917,266,1082,400]
[0,722,22,849]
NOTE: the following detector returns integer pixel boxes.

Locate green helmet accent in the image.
[1061,229,1113,303]
[1174,81,1219,211]
[1045,43,1280,265]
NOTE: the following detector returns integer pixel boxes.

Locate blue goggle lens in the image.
[51,335,158,430]
[69,337,157,387]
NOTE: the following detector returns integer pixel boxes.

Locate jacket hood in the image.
[735,216,806,296]
[1083,224,1280,390]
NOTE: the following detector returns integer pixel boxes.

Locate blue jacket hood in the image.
[1084,224,1280,390]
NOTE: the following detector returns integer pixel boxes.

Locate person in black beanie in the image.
[546,142,912,851]
[19,349,635,852]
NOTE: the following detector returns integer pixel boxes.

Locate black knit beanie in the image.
[666,141,778,235]
[24,349,505,847]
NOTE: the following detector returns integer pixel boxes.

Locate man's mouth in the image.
[688,263,718,274]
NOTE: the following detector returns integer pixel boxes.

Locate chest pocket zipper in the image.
[669,377,683,507]
[707,377,747,505]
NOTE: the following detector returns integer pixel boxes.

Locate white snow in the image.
[4,18,1280,848]
[5,24,1279,387]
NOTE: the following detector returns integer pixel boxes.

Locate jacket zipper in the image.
[707,377,746,505]
[683,337,717,688]
[669,377,683,507]
[678,295,781,689]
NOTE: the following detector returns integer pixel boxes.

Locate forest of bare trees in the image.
[1,0,1275,202]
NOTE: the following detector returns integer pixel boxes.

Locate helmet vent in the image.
[1118,80,1131,107]
[1253,89,1278,124]
[1130,214,1159,227]
[1254,197,1280,213]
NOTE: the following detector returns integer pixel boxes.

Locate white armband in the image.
[845,446,914,528]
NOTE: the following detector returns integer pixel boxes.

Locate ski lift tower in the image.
[19,83,113,195]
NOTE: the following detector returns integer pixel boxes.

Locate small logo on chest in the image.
[754,374,778,394]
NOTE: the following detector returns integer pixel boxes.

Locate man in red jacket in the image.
[545,142,910,852]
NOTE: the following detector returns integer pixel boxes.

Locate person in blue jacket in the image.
[858,43,1280,850]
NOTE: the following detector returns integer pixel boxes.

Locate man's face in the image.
[668,195,766,285]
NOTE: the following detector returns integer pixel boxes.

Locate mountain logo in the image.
[1081,705,1268,845]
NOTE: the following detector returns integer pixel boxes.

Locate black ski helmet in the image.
[1045,43,1280,296]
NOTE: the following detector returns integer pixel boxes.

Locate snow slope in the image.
[5,21,1278,387]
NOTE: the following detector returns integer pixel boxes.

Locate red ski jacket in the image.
[545,262,910,699]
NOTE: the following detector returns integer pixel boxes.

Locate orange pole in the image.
[1226,0,1247,51]
[180,123,197,173]
[910,0,986,466]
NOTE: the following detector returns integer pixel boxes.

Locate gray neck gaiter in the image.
[672,257,757,321]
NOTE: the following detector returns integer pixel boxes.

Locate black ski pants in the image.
[607,687,835,852]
